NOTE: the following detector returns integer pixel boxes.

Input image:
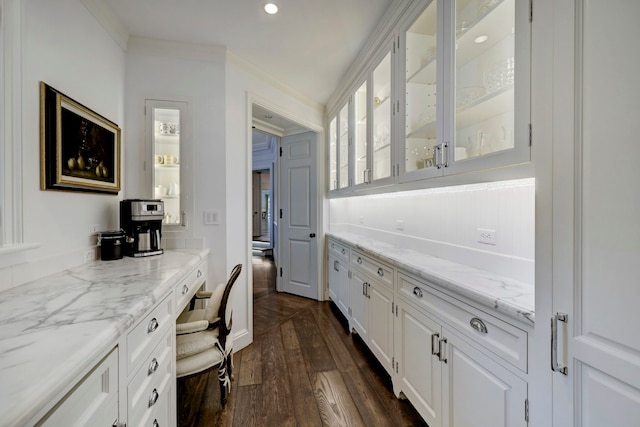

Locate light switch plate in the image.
[203,210,220,225]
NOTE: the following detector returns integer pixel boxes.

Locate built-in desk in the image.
[0,248,209,427]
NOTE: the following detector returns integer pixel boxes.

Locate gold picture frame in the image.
[40,82,121,194]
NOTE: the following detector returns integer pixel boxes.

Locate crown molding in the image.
[127,36,227,62]
[81,0,129,51]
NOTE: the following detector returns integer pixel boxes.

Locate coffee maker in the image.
[120,199,164,257]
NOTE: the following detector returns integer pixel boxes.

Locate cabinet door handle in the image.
[357,257,362,264]
[377,267,384,277]
[412,287,423,298]
[431,332,440,357]
[334,260,339,272]
[363,282,367,296]
[147,317,159,333]
[182,284,189,295]
[469,317,488,334]
[367,283,371,299]
[148,388,159,407]
[551,312,568,375]
[439,338,448,363]
[148,357,159,375]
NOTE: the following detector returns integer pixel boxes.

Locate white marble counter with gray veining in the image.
[328,232,534,325]
[0,248,209,427]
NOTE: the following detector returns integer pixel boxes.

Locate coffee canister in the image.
[98,230,125,261]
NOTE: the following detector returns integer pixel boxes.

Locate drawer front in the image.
[328,239,349,263]
[127,293,172,375]
[175,259,207,313]
[351,250,394,289]
[38,347,118,427]
[128,330,173,427]
[136,373,172,427]
[398,273,528,373]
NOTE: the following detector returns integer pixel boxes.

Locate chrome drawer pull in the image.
[147,317,159,333]
[357,257,362,264]
[148,357,159,375]
[197,269,202,278]
[377,268,384,277]
[153,420,159,427]
[469,317,488,334]
[182,284,189,295]
[412,287,423,298]
[148,388,159,407]
[341,248,346,255]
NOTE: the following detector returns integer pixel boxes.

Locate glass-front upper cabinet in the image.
[448,0,530,174]
[338,102,350,189]
[371,46,393,184]
[146,99,189,230]
[329,117,338,191]
[399,0,442,180]
[354,81,368,187]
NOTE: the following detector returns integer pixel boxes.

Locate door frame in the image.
[246,94,326,303]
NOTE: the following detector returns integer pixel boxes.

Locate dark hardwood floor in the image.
[177,256,427,427]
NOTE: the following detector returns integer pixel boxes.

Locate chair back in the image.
[218,264,242,344]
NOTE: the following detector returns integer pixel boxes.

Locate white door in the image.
[552,1,640,425]
[279,131,318,299]
[349,270,369,338]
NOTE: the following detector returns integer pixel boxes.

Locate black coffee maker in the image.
[120,199,164,257]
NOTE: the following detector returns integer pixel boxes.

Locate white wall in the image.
[330,178,535,283]
[123,38,227,288]
[0,0,126,291]
[225,54,324,349]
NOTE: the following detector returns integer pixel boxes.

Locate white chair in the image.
[175,264,242,405]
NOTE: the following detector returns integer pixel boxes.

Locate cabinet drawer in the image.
[175,259,207,313]
[328,239,349,263]
[398,273,527,373]
[351,250,394,289]
[128,329,173,427]
[127,293,172,375]
[38,347,118,427]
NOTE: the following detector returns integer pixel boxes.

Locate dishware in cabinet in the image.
[146,99,191,230]
[397,0,530,182]
[328,99,351,193]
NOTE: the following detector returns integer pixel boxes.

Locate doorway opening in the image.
[251,129,278,257]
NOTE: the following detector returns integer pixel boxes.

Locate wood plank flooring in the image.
[177,256,427,427]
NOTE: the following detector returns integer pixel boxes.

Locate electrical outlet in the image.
[84,249,95,263]
[478,228,497,245]
[396,220,405,230]
[89,224,99,234]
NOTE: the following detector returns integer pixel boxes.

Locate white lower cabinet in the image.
[394,300,444,427]
[442,326,528,427]
[37,348,119,427]
[329,254,350,320]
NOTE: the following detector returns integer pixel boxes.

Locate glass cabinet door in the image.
[371,49,392,182]
[147,100,188,229]
[354,81,368,186]
[402,0,440,178]
[449,0,530,172]
[338,102,350,189]
[329,116,338,191]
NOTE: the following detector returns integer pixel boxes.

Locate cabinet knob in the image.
[147,317,159,334]
[412,287,423,298]
[153,420,159,427]
[182,284,189,295]
[377,267,384,277]
[357,257,362,264]
[341,249,346,255]
[148,388,159,408]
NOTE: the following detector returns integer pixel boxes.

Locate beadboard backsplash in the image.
[329,178,535,283]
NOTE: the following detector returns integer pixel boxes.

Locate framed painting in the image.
[40,82,121,194]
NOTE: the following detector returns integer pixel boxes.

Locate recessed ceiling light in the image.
[264,3,278,14]
[474,35,489,44]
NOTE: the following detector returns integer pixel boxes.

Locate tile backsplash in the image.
[329,178,535,283]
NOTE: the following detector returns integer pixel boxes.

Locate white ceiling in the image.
[99,0,394,109]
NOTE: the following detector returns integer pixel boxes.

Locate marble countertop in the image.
[0,248,209,427]
[327,232,534,325]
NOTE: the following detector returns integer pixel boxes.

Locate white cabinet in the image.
[37,348,119,427]
[394,271,529,427]
[349,251,394,373]
[146,99,192,231]
[327,0,531,194]
[328,238,350,319]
